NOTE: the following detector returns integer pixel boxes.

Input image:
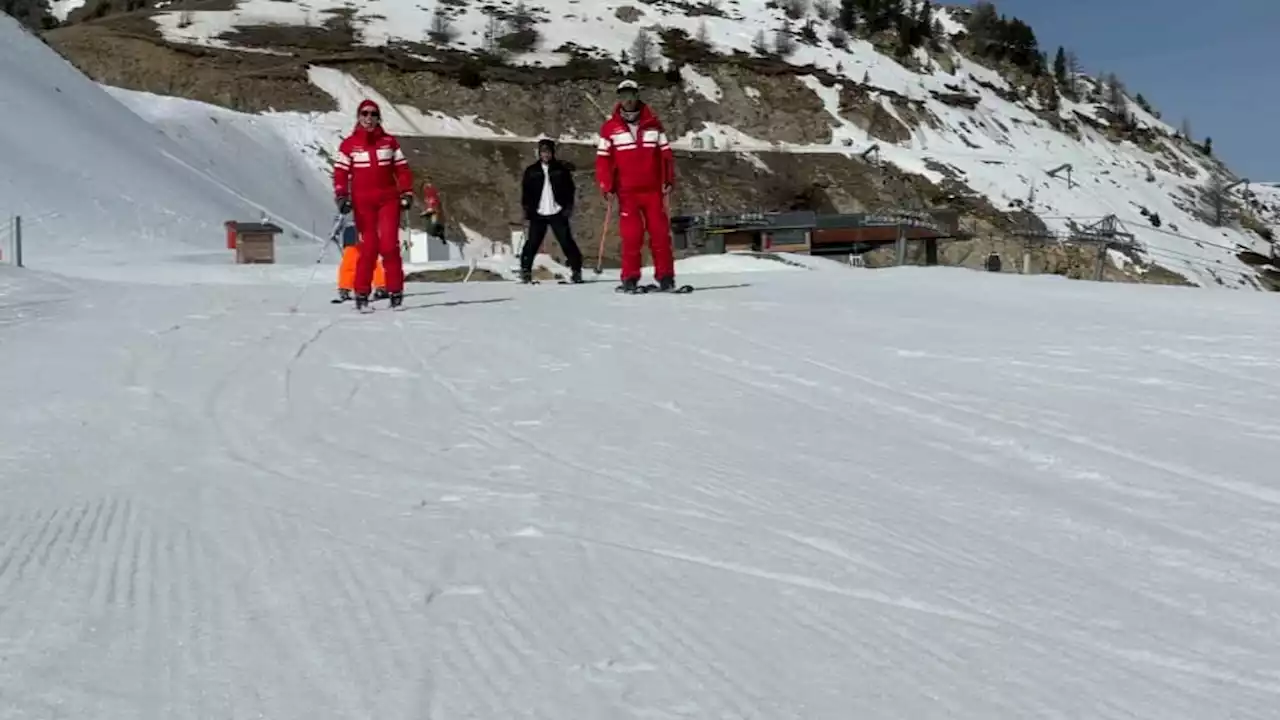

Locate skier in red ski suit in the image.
[333,99,414,310]
[595,79,677,292]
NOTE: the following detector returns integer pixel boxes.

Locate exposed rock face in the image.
[44,21,336,113]
[352,62,836,146]
[838,84,914,144]
[614,5,643,23]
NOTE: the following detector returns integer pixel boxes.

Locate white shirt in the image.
[537,162,561,216]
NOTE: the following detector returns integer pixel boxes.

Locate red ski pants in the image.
[617,191,674,282]
[352,197,404,295]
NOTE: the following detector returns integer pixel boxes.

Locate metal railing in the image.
[0,215,22,267]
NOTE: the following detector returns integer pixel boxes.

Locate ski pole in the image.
[594,196,613,276]
[288,214,344,314]
[324,212,346,259]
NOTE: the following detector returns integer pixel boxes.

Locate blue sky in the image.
[961,0,1279,180]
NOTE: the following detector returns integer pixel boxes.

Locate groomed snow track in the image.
[2,266,1280,719]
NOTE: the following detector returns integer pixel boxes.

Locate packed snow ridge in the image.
[141,0,1278,288]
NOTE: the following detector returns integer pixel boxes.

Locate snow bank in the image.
[0,14,331,269]
[105,86,335,238]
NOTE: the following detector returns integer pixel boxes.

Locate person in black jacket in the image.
[520,138,584,283]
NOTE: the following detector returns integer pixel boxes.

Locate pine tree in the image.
[918,0,934,38]
[631,29,655,71]
[1053,46,1067,86]
[509,0,535,32]
[481,13,505,54]
[837,0,856,32]
[783,0,808,21]
[428,7,455,44]
[751,29,769,54]
[775,23,797,56]
[1105,72,1126,116]
[1063,50,1081,97]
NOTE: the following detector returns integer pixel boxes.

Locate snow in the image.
[304,67,514,139]
[48,0,86,22]
[675,121,774,152]
[6,257,1280,718]
[680,64,723,102]
[6,10,1280,714]
[0,15,330,269]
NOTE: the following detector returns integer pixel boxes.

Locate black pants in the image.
[522,212,582,272]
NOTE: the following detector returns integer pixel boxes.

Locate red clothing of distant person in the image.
[333,99,413,297]
[421,183,442,217]
[595,97,676,284]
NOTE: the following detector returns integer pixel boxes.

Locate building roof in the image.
[231,222,283,234]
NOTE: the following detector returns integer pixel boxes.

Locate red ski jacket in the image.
[333,102,413,204]
[421,183,442,216]
[595,103,675,195]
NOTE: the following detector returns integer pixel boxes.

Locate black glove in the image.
[335,194,351,214]
[399,194,413,210]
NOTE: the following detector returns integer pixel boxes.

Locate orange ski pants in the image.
[338,244,385,291]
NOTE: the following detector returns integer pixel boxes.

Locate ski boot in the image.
[615,277,640,294]
[657,276,676,292]
[354,293,371,312]
[569,267,584,284]
[389,291,404,310]
[373,288,390,301]
[519,267,534,284]
[332,288,352,304]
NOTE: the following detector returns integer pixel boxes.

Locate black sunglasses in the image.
[360,110,380,118]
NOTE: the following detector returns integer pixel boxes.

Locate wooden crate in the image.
[232,222,281,264]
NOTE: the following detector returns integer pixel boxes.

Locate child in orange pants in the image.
[336,242,387,302]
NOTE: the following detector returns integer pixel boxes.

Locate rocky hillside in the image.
[24,0,1280,287]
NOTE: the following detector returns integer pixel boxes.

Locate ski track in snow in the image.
[3,267,1280,718]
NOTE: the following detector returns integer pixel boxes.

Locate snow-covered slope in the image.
[0,14,330,268]
[1246,182,1280,240]
[3,257,1280,718]
[144,0,1274,288]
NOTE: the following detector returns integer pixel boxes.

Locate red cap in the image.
[357,99,380,116]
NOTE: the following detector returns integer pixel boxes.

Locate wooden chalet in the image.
[672,209,960,263]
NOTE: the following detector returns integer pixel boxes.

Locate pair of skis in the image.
[355,299,402,314]
[516,277,695,294]
[517,279,587,286]
[616,282,695,294]
[331,293,402,313]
